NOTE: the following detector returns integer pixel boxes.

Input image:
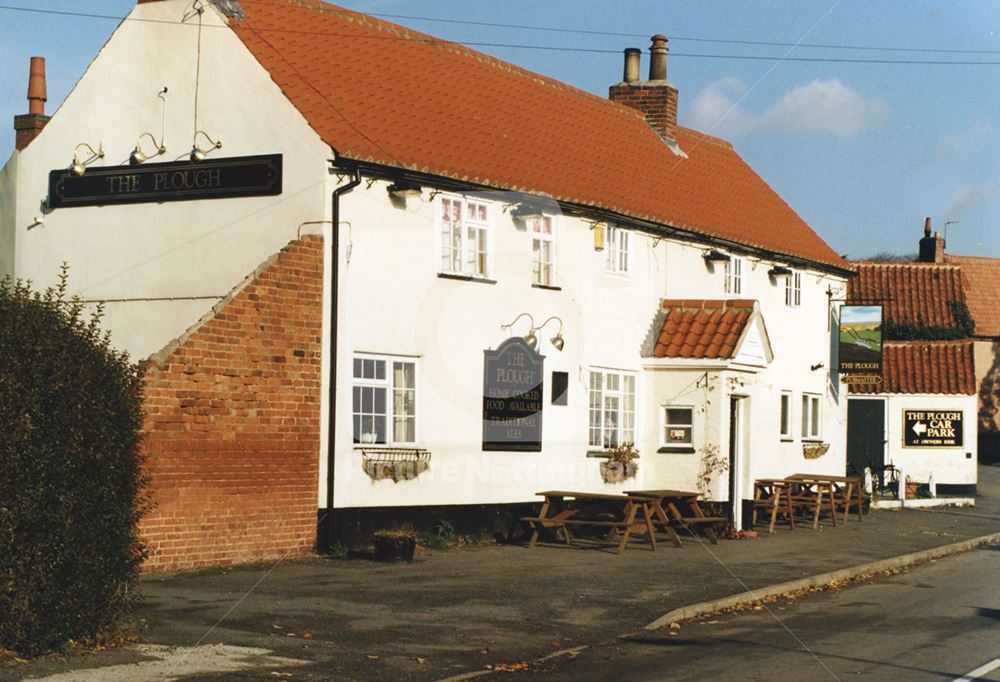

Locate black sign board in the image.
[902,409,964,448]
[483,337,544,451]
[48,154,282,209]
[839,305,883,380]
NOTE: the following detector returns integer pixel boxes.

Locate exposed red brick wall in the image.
[609,83,679,142]
[139,236,324,571]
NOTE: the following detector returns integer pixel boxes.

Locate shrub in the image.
[0,270,148,657]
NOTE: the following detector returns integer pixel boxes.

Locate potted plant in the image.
[904,476,920,500]
[372,528,416,562]
[599,443,639,483]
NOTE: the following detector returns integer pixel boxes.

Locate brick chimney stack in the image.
[609,35,679,143]
[918,216,946,263]
[14,57,50,151]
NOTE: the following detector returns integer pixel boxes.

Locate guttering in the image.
[331,157,855,279]
[325,164,361,552]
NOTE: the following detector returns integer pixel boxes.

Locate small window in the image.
[605,226,631,275]
[780,391,793,439]
[725,257,743,295]
[353,355,417,445]
[662,406,694,448]
[530,216,555,286]
[785,271,801,307]
[439,195,491,278]
[551,371,569,406]
[801,393,821,440]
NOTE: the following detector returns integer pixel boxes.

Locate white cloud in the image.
[689,78,889,139]
[935,123,993,162]
[946,180,1000,216]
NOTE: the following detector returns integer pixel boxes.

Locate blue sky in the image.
[2,1,1000,259]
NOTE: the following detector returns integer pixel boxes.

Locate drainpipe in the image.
[325,166,361,552]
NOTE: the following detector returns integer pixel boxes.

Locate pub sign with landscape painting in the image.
[839,305,883,383]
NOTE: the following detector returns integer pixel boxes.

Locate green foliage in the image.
[0,268,148,657]
[882,300,975,341]
[421,520,457,550]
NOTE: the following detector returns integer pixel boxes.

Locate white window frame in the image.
[588,368,636,449]
[352,354,418,447]
[661,405,694,449]
[785,271,802,307]
[605,226,631,276]
[801,392,821,441]
[529,215,556,286]
[724,256,744,295]
[780,391,793,440]
[437,194,493,278]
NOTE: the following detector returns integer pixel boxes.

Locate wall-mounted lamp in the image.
[810,362,825,371]
[129,132,166,165]
[190,130,222,162]
[703,249,730,263]
[69,142,105,176]
[535,315,565,351]
[511,201,545,222]
[387,180,422,200]
[768,266,793,278]
[500,312,537,349]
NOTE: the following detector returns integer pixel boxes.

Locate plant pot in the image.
[904,482,920,499]
[599,461,637,483]
[372,534,416,562]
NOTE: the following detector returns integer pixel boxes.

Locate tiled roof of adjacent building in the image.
[849,341,976,395]
[651,300,755,359]
[945,254,1000,338]
[849,262,965,329]
[226,1,848,271]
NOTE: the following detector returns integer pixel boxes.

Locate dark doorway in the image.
[847,398,885,475]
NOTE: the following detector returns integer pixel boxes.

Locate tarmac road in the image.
[494,546,1000,681]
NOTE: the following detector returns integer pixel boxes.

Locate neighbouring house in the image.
[847,237,978,496]
[0,0,853,570]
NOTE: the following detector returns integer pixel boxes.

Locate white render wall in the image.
[2,0,330,360]
[333,179,849,508]
[855,393,978,485]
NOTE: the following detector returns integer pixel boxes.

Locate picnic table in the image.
[751,473,865,533]
[750,478,796,533]
[624,489,727,546]
[787,473,865,524]
[522,490,656,554]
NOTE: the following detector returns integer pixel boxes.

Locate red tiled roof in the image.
[946,254,1000,338]
[849,262,965,329]
[652,300,755,359]
[227,1,847,270]
[849,341,976,395]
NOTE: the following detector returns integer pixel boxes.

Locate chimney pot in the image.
[649,34,668,81]
[27,57,47,115]
[923,216,932,237]
[623,48,641,84]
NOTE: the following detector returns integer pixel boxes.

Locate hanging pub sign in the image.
[47,154,282,209]
[483,337,544,451]
[838,305,883,384]
[902,409,964,448]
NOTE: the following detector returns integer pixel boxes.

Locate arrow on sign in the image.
[912,421,928,436]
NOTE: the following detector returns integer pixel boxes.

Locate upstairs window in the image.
[353,355,417,446]
[588,369,636,449]
[780,391,793,439]
[605,226,631,275]
[724,257,743,295]
[530,215,555,286]
[439,195,491,278]
[785,271,802,307]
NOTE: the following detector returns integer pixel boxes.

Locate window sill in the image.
[437,273,497,284]
[657,446,695,454]
[780,438,794,443]
[586,450,610,458]
[802,439,824,444]
[532,283,562,291]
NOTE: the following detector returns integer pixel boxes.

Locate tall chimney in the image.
[918,216,945,263]
[649,34,668,81]
[623,48,641,84]
[14,57,50,151]
[608,35,680,144]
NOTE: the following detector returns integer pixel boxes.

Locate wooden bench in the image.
[524,491,657,554]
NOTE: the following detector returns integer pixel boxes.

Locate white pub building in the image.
[1,0,853,569]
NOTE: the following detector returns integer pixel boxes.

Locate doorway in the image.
[728,396,745,529]
[847,398,885,475]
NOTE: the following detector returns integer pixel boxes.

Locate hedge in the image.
[0,270,148,657]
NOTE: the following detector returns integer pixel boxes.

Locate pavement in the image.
[5,465,1000,682]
